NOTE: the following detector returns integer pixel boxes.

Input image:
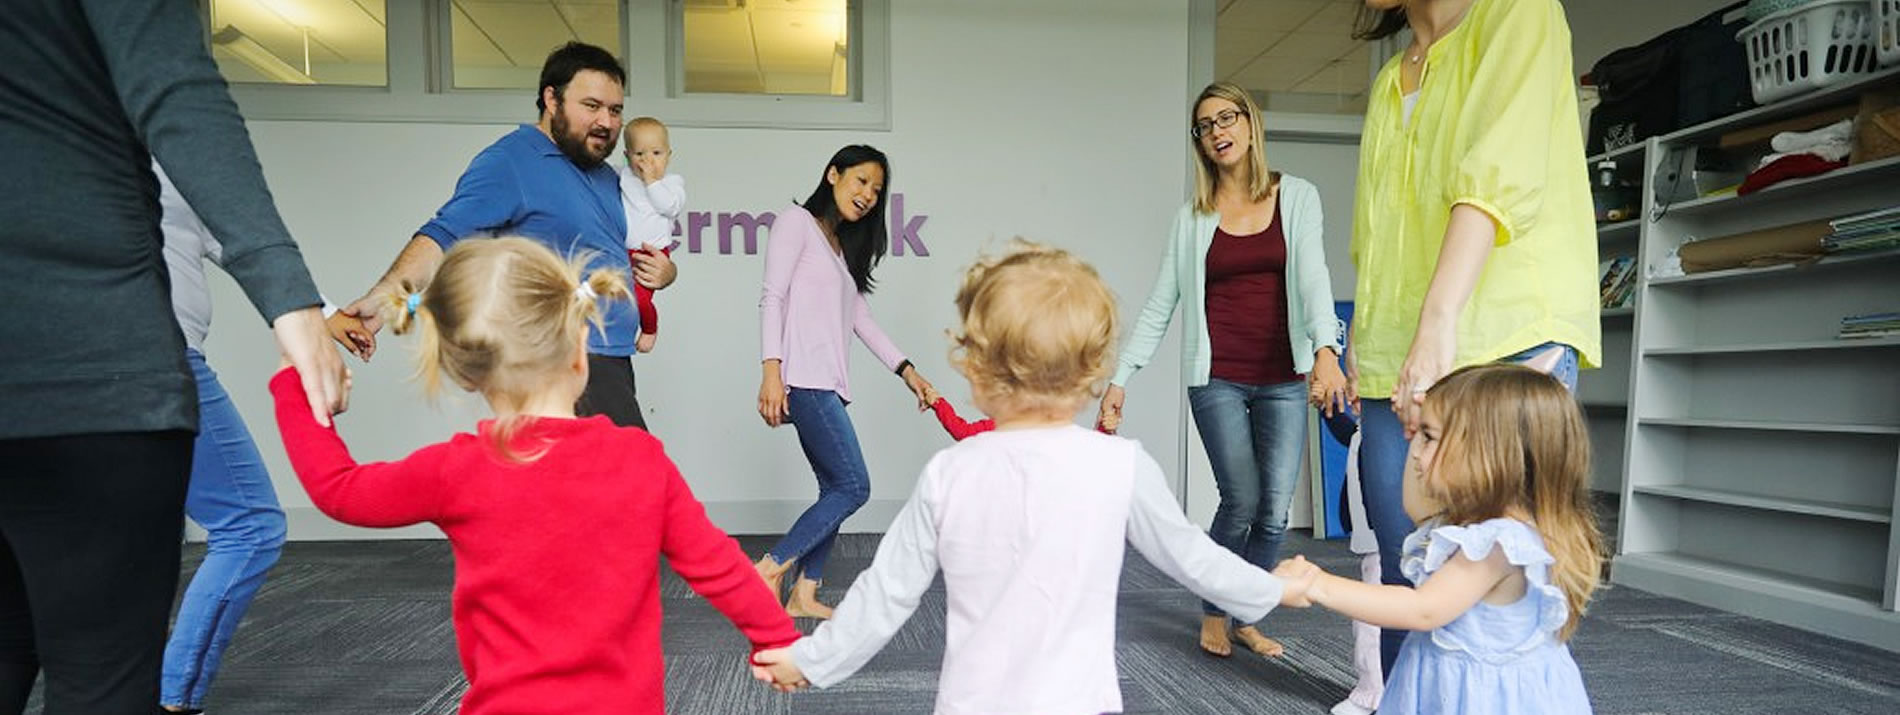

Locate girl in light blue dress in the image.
[1282,364,1604,714]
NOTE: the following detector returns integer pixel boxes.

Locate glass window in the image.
[450,0,623,90]
[681,0,852,96]
[208,0,388,86]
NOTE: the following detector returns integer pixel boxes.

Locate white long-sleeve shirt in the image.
[615,166,684,251]
[791,425,1286,714]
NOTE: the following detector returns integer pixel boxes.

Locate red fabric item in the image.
[627,245,672,336]
[929,398,1112,441]
[931,398,995,441]
[1737,154,1847,196]
[269,369,797,715]
[1204,211,1298,385]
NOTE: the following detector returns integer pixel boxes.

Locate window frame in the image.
[216,0,890,130]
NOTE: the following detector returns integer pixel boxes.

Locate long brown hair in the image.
[1422,364,1604,640]
[388,238,630,462]
[1190,82,1275,214]
[1352,5,1409,40]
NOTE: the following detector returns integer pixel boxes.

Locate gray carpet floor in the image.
[27,530,1900,713]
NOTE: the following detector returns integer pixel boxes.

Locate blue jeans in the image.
[162,350,287,709]
[766,388,871,583]
[1360,342,1579,675]
[1188,378,1308,621]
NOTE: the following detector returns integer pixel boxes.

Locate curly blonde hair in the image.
[950,240,1117,414]
[388,237,630,462]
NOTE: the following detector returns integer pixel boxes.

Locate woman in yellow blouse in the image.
[1347,0,1601,675]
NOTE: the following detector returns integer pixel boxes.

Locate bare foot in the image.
[1232,625,1285,657]
[784,577,834,620]
[1199,614,1232,657]
[755,555,790,602]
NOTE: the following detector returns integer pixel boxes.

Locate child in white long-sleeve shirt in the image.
[617,116,684,353]
[751,241,1313,714]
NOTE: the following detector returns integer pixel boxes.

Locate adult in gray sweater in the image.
[0,2,348,712]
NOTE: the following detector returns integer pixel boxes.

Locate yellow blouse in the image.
[1350,0,1601,399]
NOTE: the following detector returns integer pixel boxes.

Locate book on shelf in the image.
[1839,311,1900,339]
[1598,255,1637,309]
[1825,205,1900,253]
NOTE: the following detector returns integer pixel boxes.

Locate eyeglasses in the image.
[1191,109,1245,139]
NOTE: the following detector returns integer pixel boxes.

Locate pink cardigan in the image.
[759,204,905,402]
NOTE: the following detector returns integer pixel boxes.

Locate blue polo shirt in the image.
[418,125,635,356]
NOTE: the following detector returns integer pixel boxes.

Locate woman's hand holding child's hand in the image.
[750,647,808,693]
[1273,555,1323,607]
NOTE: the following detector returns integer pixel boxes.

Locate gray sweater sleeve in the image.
[81,0,320,324]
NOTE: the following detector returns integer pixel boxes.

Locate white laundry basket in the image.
[1878,0,1899,66]
[1739,0,1881,104]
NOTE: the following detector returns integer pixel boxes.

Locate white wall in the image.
[201,0,1198,540]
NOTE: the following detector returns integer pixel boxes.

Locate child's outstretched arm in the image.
[1124,451,1291,620]
[783,467,944,688]
[1294,547,1513,632]
[929,397,993,441]
[268,367,448,527]
[654,451,800,653]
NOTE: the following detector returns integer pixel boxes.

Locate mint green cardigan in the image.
[1112,174,1342,388]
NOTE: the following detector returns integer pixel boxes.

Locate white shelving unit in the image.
[1605,66,1900,652]
[1579,142,1647,495]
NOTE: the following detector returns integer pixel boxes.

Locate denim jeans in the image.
[161,349,287,709]
[1187,378,1308,621]
[1359,342,1579,675]
[766,388,871,583]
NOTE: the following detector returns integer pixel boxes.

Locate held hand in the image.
[758,369,789,428]
[632,248,678,290]
[901,366,934,412]
[325,311,373,361]
[1097,384,1126,434]
[1271,555,1323,607]
[1307,348,1349,418]
[636,332,657,354]
[272,307,351,426]
[919,383,941,406]
[750,648,809,693]
[338,292,388,361]
[1395,326,1457,439]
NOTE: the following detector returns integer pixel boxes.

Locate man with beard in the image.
[337,42,675,429]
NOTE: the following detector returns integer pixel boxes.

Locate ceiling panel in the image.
[1258,32,1360,61]
[751,7,843,73]
[1215,29,1284,76]
[1291,58,1371,94]
[555,1,621,53]
[683,8,757,74]
[1216,0,1327,33]
[450,2,512,66]
[1228,55,1328,92]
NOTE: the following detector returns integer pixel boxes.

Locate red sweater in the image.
[269,369,798,715]
[929,398,1113,441]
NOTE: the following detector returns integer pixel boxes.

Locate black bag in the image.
[1586,2,1753,155]
[1675,3,1755,129]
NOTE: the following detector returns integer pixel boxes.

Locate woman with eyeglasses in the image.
[1345,0,1600,681]
[1099,81,1347,659]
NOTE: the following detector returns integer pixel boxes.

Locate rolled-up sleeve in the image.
[1445,0,1568,245]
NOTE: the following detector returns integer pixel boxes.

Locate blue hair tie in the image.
[405,292,422,316]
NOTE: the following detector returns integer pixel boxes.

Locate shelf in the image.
[1632,484,1891,523]
[1659,156,1900,218]
[1597,219,1641,243]
[1600,306,1634,319]
[1615,552,1885,611]
[1582,401,1628,412]
[1646,337,1900,355]
[1640,417,1900,436]
[1661,65,1900,147]
[1586,141,1647,166]
[1648,247,1900,287]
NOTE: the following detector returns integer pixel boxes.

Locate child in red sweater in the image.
[270,237,796,715]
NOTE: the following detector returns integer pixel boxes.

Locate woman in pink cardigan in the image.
[755,145,935,619]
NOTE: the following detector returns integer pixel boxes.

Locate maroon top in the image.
[1205,205,1299,386]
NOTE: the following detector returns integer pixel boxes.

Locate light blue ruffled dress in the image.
[1379,518,1593,715]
